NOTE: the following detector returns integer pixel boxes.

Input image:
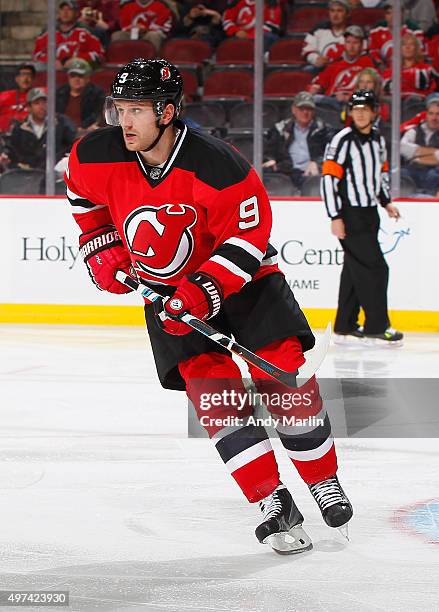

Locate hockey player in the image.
[321,90,403,345]
[65,58,353,554]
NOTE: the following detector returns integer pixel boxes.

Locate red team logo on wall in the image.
[124,204,197,278]
[160,66,171,80]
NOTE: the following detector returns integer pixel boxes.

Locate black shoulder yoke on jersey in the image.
[179,126,252,190]
[75,126,136,164]
[74,121,252,191]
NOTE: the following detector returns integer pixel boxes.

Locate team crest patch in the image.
[149,167,161,179]
[161,67,171,81]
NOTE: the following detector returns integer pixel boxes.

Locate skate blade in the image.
[263,525,313,555]
[337,523,349,541]
[362,337,403,348]
[333,335,364,347]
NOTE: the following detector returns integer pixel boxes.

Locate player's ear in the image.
[160,103,176,126]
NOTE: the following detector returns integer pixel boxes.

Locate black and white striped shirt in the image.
[321,126,391,219]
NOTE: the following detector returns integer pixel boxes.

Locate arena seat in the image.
[203,70,253,101]
[161,39,212,67]
[287,7,328,34]
[180,68,198,101]
[184,102,227,129]
[226,134,254,163]
[91,69,117,94]
[351,7,385,29]
[300,175,321,197]
[229,102,279,129]
[106,40,156,65]
[264,71,313,98]
[215,39,254,66]
[268,38,305,67]
[33,71,69,87]
[263,172,300,196]
[0,168,44,194]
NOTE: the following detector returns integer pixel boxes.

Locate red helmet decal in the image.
[160,66,171,81]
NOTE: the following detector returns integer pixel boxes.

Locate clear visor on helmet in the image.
[104,96,176,126]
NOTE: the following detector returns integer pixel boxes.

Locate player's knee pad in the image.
[179,353,252,437]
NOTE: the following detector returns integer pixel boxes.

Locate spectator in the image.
[112,0,174,52]
[222,0,282,51]
[400,96,439,195]
[7,88,76,171]
[354,68,390,123]
[56,59,105,136]
[263,91,334,189]
[369,0,424,68]
[403,0,436,33]
[0,64,36,133]
[302,0,350,71]
[177,0,224,48]
[309,26,374,108]
[33,0,105,70]
[78,1,113,47]
[382,32,435,99]
[78,0,120,35]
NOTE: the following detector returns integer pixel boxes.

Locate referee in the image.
[321,90,403,345]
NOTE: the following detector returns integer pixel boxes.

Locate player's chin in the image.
[123,137,141,151]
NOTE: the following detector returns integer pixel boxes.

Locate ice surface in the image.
[0,325,438,611]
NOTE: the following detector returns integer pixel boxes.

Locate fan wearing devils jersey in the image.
[309,25,374,106]
[222,0,282,50]
[112,0,174,51]
[65,59,353,553]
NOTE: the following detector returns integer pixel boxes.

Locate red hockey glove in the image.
[79,225,133,294]
[154,273,223,336]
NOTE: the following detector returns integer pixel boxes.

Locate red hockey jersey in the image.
[65,122,279,299]
[368,21,425,66]
[0,90,28,132]
[222,0,282,38]
[382,63,435,98]
[311,54,375,96]
[119,0,173,34]
[32,24,105,65]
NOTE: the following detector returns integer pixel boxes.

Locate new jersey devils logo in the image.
[124,204,197,278]
[160,66,171,81]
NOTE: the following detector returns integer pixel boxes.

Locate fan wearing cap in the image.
[0,64,36,133]
[263,91,335,189]
[7,87,76,171]
[56,59,105,136]
[320,90,403,345]
[400,95,439,196]
[302,0,350,71]
[33,0,105,69]
[309,25,374,107]
[64,58,353,549]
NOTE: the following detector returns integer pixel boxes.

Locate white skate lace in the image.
[259,487,284,520]
[309,477,347,511]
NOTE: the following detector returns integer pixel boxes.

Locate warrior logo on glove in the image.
[124,204,197,278]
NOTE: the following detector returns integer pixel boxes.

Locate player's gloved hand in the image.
[79,225,133,294]
[154,273,223,336]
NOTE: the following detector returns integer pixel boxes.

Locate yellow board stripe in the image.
[0,304,438,331]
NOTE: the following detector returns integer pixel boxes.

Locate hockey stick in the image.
[116,271,331,389]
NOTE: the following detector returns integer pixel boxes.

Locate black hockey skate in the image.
[308,475,353,534]
[364,327,403,346]
[255,484,313,555]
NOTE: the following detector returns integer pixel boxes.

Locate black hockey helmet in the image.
[348,89,378,111]
[105,58,183,126]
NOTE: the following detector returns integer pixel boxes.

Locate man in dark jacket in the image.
[263,91,334,188]
[56,58,105,136]
[8,87,77,170]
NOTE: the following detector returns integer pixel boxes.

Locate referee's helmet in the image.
[348,89,378,112]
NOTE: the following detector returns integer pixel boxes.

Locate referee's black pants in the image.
[335,207,390,335]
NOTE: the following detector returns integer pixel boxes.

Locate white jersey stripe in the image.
[224,237,264,262]
[210,255,252,283]
[285,435,334,461]
[225,439,273,473]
